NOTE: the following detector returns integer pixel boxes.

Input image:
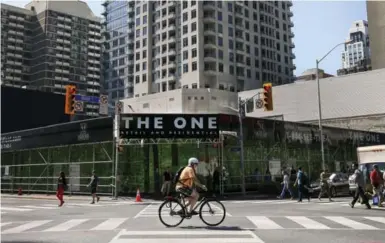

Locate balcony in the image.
[289,21,294,28]
[168,36,176,43]
[289,43,295,49]
[203,1,216,10]
[291,64,296,70]
[288,11,293,17]
[102,0,109,7]
[287,1,293,7]
[290,53,296,59]
[289,32,295,38]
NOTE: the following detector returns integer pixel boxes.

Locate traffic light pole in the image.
[113,106,120,200]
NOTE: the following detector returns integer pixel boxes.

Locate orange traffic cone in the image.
[135,188,142,202]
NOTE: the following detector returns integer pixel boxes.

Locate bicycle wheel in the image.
[158,198,185,227]
[199,199,226,226]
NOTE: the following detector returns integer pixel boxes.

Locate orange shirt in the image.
[176,166,195,188]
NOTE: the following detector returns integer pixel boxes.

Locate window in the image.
[136,17,140,25]
[191,10,196,18]
[136,29,140,37]
[218,11,222,21]
[228,15,233,24]
[183,37,188,47]
[191,35,197,45]
[142,62,147,70]
[183,63,188,73]
[191,22,197,32]
[142,74,147,82]
[192,62,197,71]
[183,51,188,60]
[143,15,147,24]
[183,25,188,34]
[143,27,147,35]
[192,48,197,58]
[183,12,188,21]
[218,50,223,59]
[218,37,223,46]
[228,2,232,11]
[218,24,222,33]
[219,63,224,72]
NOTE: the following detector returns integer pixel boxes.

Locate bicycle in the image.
[158,188,226,227]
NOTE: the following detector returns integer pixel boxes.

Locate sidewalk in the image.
[0,193,136,202]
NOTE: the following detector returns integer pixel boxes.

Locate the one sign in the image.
[75,95,100,104]
[120,114,219,139]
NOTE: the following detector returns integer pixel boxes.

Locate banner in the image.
[1,117,113,152]
[119,114,219,139]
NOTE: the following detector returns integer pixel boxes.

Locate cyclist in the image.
[176,157,207,215]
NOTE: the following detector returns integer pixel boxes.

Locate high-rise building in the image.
[341,20,370,69]
[366,1,385,70]
[103,0,296,109]
[1,0,103,117]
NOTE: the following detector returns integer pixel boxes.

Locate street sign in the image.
[99,94,108,115]
[74,101,84,112]
[255,99,263,109]
[75,95,100,104]
[115,101,122,114]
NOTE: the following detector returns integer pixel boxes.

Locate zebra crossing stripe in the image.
[0,222,12,227]
[2,220,52,234]
[1,207,33,212]
[108,229,264,243]
[20,205,56,209]
[324,216,379,230]
[286,216,330,229]
[364,217,385,225]
[247,216,283,229]
[90,218,127,231]
[44,219,89,232]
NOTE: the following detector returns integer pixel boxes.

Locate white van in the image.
[349,145,385,194]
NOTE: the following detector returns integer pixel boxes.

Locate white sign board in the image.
[99,95,108,115]
[269,160,281,182]
[69,164,80,192]
[4,166,9,176]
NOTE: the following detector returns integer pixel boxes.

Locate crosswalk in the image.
[1,215,384,236]
[134,202,232,218]
[108,229,263,243]
[1,201,134,213]
[246,216,385,230]
[228,198,351,206]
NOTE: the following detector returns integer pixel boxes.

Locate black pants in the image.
[352,186,371,208]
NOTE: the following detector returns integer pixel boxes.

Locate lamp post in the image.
[316,40,353,170]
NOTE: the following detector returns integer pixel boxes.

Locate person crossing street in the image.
[349,163,371,209]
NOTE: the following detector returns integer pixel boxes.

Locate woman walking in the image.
[57,171,67,207]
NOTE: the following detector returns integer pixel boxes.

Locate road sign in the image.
[99,94,108,115]
[75,95,100,104]
[255,99,263,109]
[100,95,108,104]
[74,101,84,112]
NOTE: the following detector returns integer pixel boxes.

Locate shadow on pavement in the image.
[180,226,246,231]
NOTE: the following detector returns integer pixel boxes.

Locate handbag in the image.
[373,195,379,205]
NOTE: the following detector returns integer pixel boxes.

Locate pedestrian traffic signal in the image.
[262,83,273,111]
[64,85,77,115]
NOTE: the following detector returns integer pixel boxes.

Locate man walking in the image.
[349,163,371,209]
[87,170,100,204]
[370,164,384,207]
[277,170,293,199]
[162,167,172,196]
[318,169,332,202]
[294,167,304,202]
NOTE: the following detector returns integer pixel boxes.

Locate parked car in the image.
[310,172,350,197]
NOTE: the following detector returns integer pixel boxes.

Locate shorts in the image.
[177,187,194,197]
[91,187,97,194]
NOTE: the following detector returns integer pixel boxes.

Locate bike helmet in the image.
[188,157,199,166]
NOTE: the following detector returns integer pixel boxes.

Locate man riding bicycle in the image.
[176,157,207,215]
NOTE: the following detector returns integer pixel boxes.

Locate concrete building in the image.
[294,68,334,82]
[366,1,385,70]
[341,20,370,69]
[1,0,103,117]
[104,0,296,112]
[121,68,385,133]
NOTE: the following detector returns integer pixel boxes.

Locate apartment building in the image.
[103,0,296,108]
[366,1,385,70]
[1,0,103,117]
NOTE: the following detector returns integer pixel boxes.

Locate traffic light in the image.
[64,85,77,115]
[262,83,273,111]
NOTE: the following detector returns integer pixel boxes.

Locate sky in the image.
[1,0,368,76]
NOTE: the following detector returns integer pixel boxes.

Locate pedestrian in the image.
[294,167,304,202]
[161,167,172,197]
[318,169,332,202]
[87,170,100,204]
[370,164,384,207]
[277,170,293,199]
[56,171,67,207]
[349,163,371,209]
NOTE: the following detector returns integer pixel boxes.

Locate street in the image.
[1,195,385,243]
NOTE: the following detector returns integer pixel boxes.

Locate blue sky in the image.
[2,0,368,76]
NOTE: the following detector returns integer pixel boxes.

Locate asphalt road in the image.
[1,195,385,243]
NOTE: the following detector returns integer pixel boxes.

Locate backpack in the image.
[301,173,308,185]
[173,166,186,185]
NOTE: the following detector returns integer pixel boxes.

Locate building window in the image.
[218,11,222,21]
[136,17,140,25]
[192,48,197,58]
[191,35,197,45]
[183,64,188,73]
[191,9,196,18]
[192,62,197,71]
[191,22,197,32]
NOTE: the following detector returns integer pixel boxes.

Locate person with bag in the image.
[370,164,384,207]
[56,171,67,207]
[349,163,371,209]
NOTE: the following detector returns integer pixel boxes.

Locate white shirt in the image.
[283,174,290,185]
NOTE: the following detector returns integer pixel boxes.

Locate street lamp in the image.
[316,39,353,171]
